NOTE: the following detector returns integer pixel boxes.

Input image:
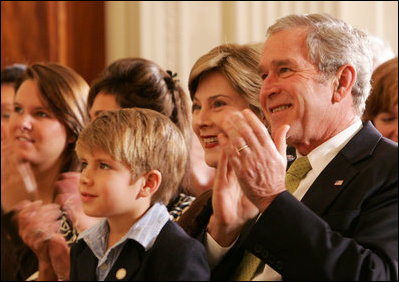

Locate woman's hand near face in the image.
[1,142,37,212]
[17,200,62,260]
[17,200,72,281]
[54,171,99,232]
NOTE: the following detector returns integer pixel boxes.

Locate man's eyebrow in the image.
[258,59,296,74]
[271,59,296,68]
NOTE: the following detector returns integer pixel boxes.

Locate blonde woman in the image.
[178,43,266,242]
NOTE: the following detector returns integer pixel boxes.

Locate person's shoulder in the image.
[139,220,210,280]
[345,121,397,161]
[378,136,398,151]
[352,129,398,187]
[155,220,205,250]
[161,220,199,240]
[372,135,398,165]
[147,220,208,271]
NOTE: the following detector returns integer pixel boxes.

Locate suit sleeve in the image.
[245,186,398,281]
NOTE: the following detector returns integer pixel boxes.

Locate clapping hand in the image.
[208,145,259,247]
[216,109,289,212]
[54,171,99,232]
[16,200,62,262]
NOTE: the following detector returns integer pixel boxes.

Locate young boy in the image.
[70,108,210,281]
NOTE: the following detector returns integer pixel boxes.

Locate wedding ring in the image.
[236,144,249,153]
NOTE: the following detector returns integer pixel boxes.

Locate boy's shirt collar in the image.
[78,202,170,259]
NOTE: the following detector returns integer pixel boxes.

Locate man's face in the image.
[259,27,339,152]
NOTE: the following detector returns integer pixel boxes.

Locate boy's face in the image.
[78,149,148,219]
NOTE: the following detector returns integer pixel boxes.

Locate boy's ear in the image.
[138,170,162,197]
[332,64,356,103]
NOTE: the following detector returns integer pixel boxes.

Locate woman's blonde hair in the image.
[188,43,265,121]
[16,63,89,172]
[76,108,188,205]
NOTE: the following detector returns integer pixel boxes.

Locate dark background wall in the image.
[1,1,106,85]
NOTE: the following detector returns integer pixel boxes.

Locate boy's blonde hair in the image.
[76,108,188,205]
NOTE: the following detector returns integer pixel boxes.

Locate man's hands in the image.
[216,109,289,212]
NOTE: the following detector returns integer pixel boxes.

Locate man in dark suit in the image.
[207,13,398,280]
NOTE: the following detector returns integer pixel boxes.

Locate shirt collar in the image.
[125,202,170,250]
[78,202,170,255]
[297,120,363,176]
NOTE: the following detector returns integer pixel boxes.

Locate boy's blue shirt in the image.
[76,202,169,281]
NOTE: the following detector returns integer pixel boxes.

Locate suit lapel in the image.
[301,121,381,216]
[76,245,98,280]
[301,153,358,216]
[105,240,144,281]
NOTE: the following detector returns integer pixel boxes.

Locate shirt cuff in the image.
[205,231,237,268]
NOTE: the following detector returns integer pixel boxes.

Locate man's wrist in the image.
[256,190,286,212]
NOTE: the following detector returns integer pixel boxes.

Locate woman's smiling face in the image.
[192,71,249,168]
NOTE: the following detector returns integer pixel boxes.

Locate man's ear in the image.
[138,170,162,198]
[332,64,356,103]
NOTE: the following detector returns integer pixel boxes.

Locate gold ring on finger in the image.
[236,144,249,153]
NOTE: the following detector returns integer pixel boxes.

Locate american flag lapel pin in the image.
[334,180,344,186]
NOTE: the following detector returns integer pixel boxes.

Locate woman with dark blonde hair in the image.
[177,43,266,240]
[1,63,92,281]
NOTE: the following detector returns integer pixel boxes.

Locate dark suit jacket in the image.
[214,121,397,280]
[69,220,210,281]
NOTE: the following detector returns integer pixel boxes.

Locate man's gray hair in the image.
[267,13,373,116]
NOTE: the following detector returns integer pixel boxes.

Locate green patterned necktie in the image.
[285,156,312,193]
[233,156,312,281]
[233,250,263,281]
